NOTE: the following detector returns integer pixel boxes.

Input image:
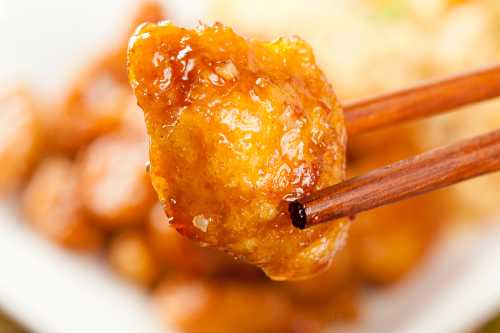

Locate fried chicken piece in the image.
[108,230,160,287]
[0,89,40,195]
[148,203,262,279]
[42,2,165,153]
[128,22,348,280]
[77,134,156,229]
[23,158,102,251]
[46,72,130,153]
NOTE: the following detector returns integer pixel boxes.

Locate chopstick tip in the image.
[289,200,307,230]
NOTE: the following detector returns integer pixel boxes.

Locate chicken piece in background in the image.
[154,278,310,333]
[77,134,156,229]
[23,158,103,251]
[38,1,165,153]
[108,229,160,288]
[0,89,41,196]
[154,277,357,333]
[350,194,446,284]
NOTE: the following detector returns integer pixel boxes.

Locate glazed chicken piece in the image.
[77,134,156,229]
[23,158,103,251]
[128,22,348,280]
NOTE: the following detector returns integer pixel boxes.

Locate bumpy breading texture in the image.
[128,22,348,280]
[148,203,262,279]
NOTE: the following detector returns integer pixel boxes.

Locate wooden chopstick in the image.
[290,128,500,229]
[344,64,500,135]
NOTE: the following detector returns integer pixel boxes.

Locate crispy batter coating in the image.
[148,203,262,279]
[78,134,156,229]
[0,89,40,195]
[128,22,348,280]
[108,230,160,287]
[23,158,102,251]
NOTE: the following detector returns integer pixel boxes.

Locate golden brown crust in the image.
[128,22,348,280]
[147,203,263,279]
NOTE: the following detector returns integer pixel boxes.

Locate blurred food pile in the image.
[1,0,499,332]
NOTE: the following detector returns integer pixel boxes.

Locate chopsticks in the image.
[344,64,500,135]
[290,64,500,229]
[290,128,500,229]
